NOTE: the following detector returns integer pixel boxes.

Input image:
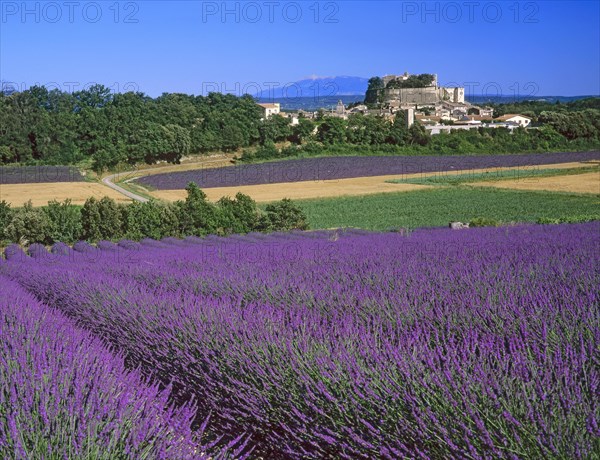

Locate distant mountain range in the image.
[256,76,597,111]
[2,76,596,112]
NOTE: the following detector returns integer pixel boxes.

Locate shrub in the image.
[537,215,600,225]
[176,183,220,236]
[81,197,123,242]
[260,198,309,232]
[44,199,82,244]
[4,201,52,244]
[0,200,12,241]
[217,193,261,235]
[469,217,500,227]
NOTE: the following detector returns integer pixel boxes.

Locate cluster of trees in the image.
[364,77,385,105]
[490,98,600,117]
[385,74,436,89]
[0,85,263,171]
[0,184,308,246]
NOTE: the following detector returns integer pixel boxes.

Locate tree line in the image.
[240,106,600,162]
[0,85,263,171]
[1,85,598,170]
[0,184,308,246]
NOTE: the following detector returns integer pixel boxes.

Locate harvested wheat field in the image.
[149,175,433,202]
[469,170,600,194]
[0,183,132,207]
[147,161,599,203]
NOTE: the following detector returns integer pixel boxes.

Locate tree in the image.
[386,112,411,145]
[408,122,430,146]
[364,77,384,104]
[259,198,309,232]
[81,196,123,241]
[289,118,315,144]
[0,200,12,241]
[177,182,219,236]
[217,193,260,234]
[44,199,82,244]
[73,84,113,110]
[316,117,347,145]
[4,201,52,244]
[259,115,292,145]
[346,114,389,145]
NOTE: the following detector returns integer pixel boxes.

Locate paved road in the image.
[101,156,234,202]
[102,173,149,202]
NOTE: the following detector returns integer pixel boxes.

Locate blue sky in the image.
[1,1,599,96]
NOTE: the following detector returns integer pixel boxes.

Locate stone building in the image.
[379,73,465,106]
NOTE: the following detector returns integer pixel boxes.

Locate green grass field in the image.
[292,187,600,230]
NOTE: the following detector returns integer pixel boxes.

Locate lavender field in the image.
[0,166,83,184]
[1,224,599,458]
[137,151,600,189]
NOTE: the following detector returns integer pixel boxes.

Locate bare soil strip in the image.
[148,161,599,203]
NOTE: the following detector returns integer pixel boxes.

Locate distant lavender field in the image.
[0,165,83,184]
[2,223,598,458]
[137,151,600,189]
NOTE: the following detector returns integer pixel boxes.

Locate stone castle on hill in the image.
[380,72,465,106]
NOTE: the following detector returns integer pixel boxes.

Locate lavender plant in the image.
[2,223,598,458]
[0,277,248,459]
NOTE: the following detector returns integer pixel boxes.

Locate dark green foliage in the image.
[217,193,261,234]
[385,73,435,89]
[469,217,500,227]
[2,82,593,170]
[0,187,309,247]
[537,111,599,140]
[364,77,384,104]
[316,117,347,145]
[121,200,181,240]
[259,115,292,145]
[0,201,11,241]
[0,87,263,170]
[408,122,430,146]
[537,214,600,224]
[176,183,220,236]
[346,114,390,145]
[4,201,52,244]
[239,117,599,163]
[81,197,123,242]
[289,118,316,144]
[44,199,82,244]
[260,198,309,231]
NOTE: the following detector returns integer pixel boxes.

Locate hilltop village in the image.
[259,72,532,134]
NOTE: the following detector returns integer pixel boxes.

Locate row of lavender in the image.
[0,165,83,184]
[137,151,600,189]
[0,277,248,459]
[2,224,599,458]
